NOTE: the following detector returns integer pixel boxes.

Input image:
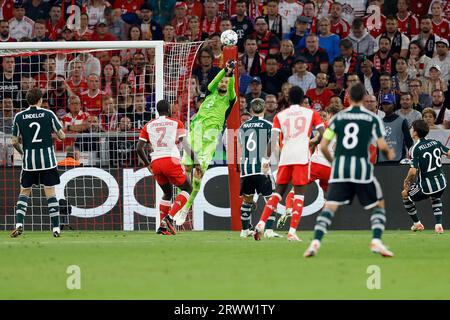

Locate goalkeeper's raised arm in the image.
[206,60,237,102]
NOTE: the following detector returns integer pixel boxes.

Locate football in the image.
[220,30,238,46]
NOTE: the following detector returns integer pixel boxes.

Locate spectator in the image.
[430,1,450,38]
[187,0,203,18]
[239,96,248,114]
[286,15,310,51]
[46,5,65,41]
[101,63,119,97]
[422,107,444,130]
[102,7,126,41]
[395,92,422,127]
[264,0,283,40]
[423,64,448,96]
[410,78,432,112]
[425,39,450,83]
[248,0,266,21]
[411,15,442,58]
[117,83,134,115]
[0,56,20,109]
[171,1,189,36]
[370,35,396,76]
[376,72,400,108]
[346,18,376,57]
[208,33,224,68]
[74,52,101,77]
[219,18,233,33]
[277,82,293,111]
[278,0,304,36]
[0,19,15,42]
[340,72,360,107]
[338,38,360,74]
[81,73,105,117]
[202,0,221,36]
[328,95,344,110]
[237,57,252,95]
[341,1,368,21]
[329,2,351,39]
[34,56,57,91]
[148,0,175,26]
[318,17,341,64]
[240,111,252,124]
[396,0,420,38]
[231,0,254,52]
[9,2,34,40]
[392,57,413,94]
[316,0,333,20]
[0,0,13,23]
[75,13,94,41]
[264,94,278,122]
[110,54,129,81]
[302,1,318,33]
[306,72,334,112]
[378,93,413,163]
[375,16,410,60]
[260,54,289,96]
[245,76,267,106]
[277,39,295,76]
[66,60,88,97]
[192,47,221,93]
[61,25,77,42]
[363,94,385,118]
[240,36,265,77]
[0,96,13,134]
[131,94,152,129]
[358,58,380,95]
[328,57,346,95]
[431,89,450,128]
[85,0,109,28]
[288,55,316,93]
[92,20,118,41]
[185,16,208,42]
[99,95,119,132]
[253,16,280,56]
[17,75,35,109]
[113,0,145,16]
[407,40,432,79]
[63,95,90,134]
[127,52,150,95]
[48,75,74,113]
[110,115,136,166]
[120,25,143,63]
[298,34,329,75]
[162,24,176,42]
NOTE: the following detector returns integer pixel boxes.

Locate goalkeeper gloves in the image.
[225,59,236,77]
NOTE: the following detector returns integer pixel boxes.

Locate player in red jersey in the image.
[279,105,340,228]
[137,100,200,235]
[254,86,325,241]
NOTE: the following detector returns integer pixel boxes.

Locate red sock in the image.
[286,190,294,210]
[169,191,190,217]
[260,194,281,223]
[290,195,304,229]
[160,200,171,224]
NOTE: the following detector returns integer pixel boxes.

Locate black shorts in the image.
[408,183,445,202]
[20,168,60,188]
[240,174,274,197]
[327,181,380,210]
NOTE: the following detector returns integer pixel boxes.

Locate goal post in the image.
[0,40,204,232]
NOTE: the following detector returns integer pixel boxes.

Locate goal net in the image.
[0,41,203,232]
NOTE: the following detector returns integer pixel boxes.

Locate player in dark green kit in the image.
[402,120,450,234]
[238,98,279,238]
[10,88,66,238]
[304,84,396,258]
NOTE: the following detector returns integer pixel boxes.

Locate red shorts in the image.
[276,164,310,186]
[309,162,331,192]
[151,157,187,187]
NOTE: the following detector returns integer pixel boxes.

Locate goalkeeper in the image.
[175,60,237,225]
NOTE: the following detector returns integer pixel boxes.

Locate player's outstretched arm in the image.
[56,129,65,141]
[136,140,151,168]
[207,69,226,93]
[11,136,23,156]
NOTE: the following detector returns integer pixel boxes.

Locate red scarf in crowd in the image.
[373,53,392,74]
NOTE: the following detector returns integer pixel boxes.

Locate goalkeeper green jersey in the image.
[12,106,62,171]
[190,69,236,131]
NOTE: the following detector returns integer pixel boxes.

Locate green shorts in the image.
[181,123,221,172]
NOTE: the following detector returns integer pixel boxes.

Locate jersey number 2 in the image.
[156,127,168,147]
[29,122,42,143]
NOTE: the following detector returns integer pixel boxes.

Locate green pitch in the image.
[1,230,449,300]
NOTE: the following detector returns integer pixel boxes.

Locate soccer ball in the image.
[220,30,238,46]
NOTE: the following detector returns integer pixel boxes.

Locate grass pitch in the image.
[1,230,449,300]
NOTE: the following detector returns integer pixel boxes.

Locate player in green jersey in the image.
[238,98,279,238]
[10,88,66,238]
[304,83,396,258]
[174,60,237,226]
[402,120,450,234]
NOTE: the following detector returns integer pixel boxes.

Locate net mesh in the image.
[0,41,203,232]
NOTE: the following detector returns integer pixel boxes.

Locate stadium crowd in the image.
[0,0,450,166]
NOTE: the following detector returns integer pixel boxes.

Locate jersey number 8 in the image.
[342,123,359,149]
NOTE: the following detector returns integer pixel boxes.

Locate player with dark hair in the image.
[137,100,200,235]
[10,88,66,238]
[253,86,325,241]
[238,98,279,238]
[402,120,450,234]
[304,83,396,258]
